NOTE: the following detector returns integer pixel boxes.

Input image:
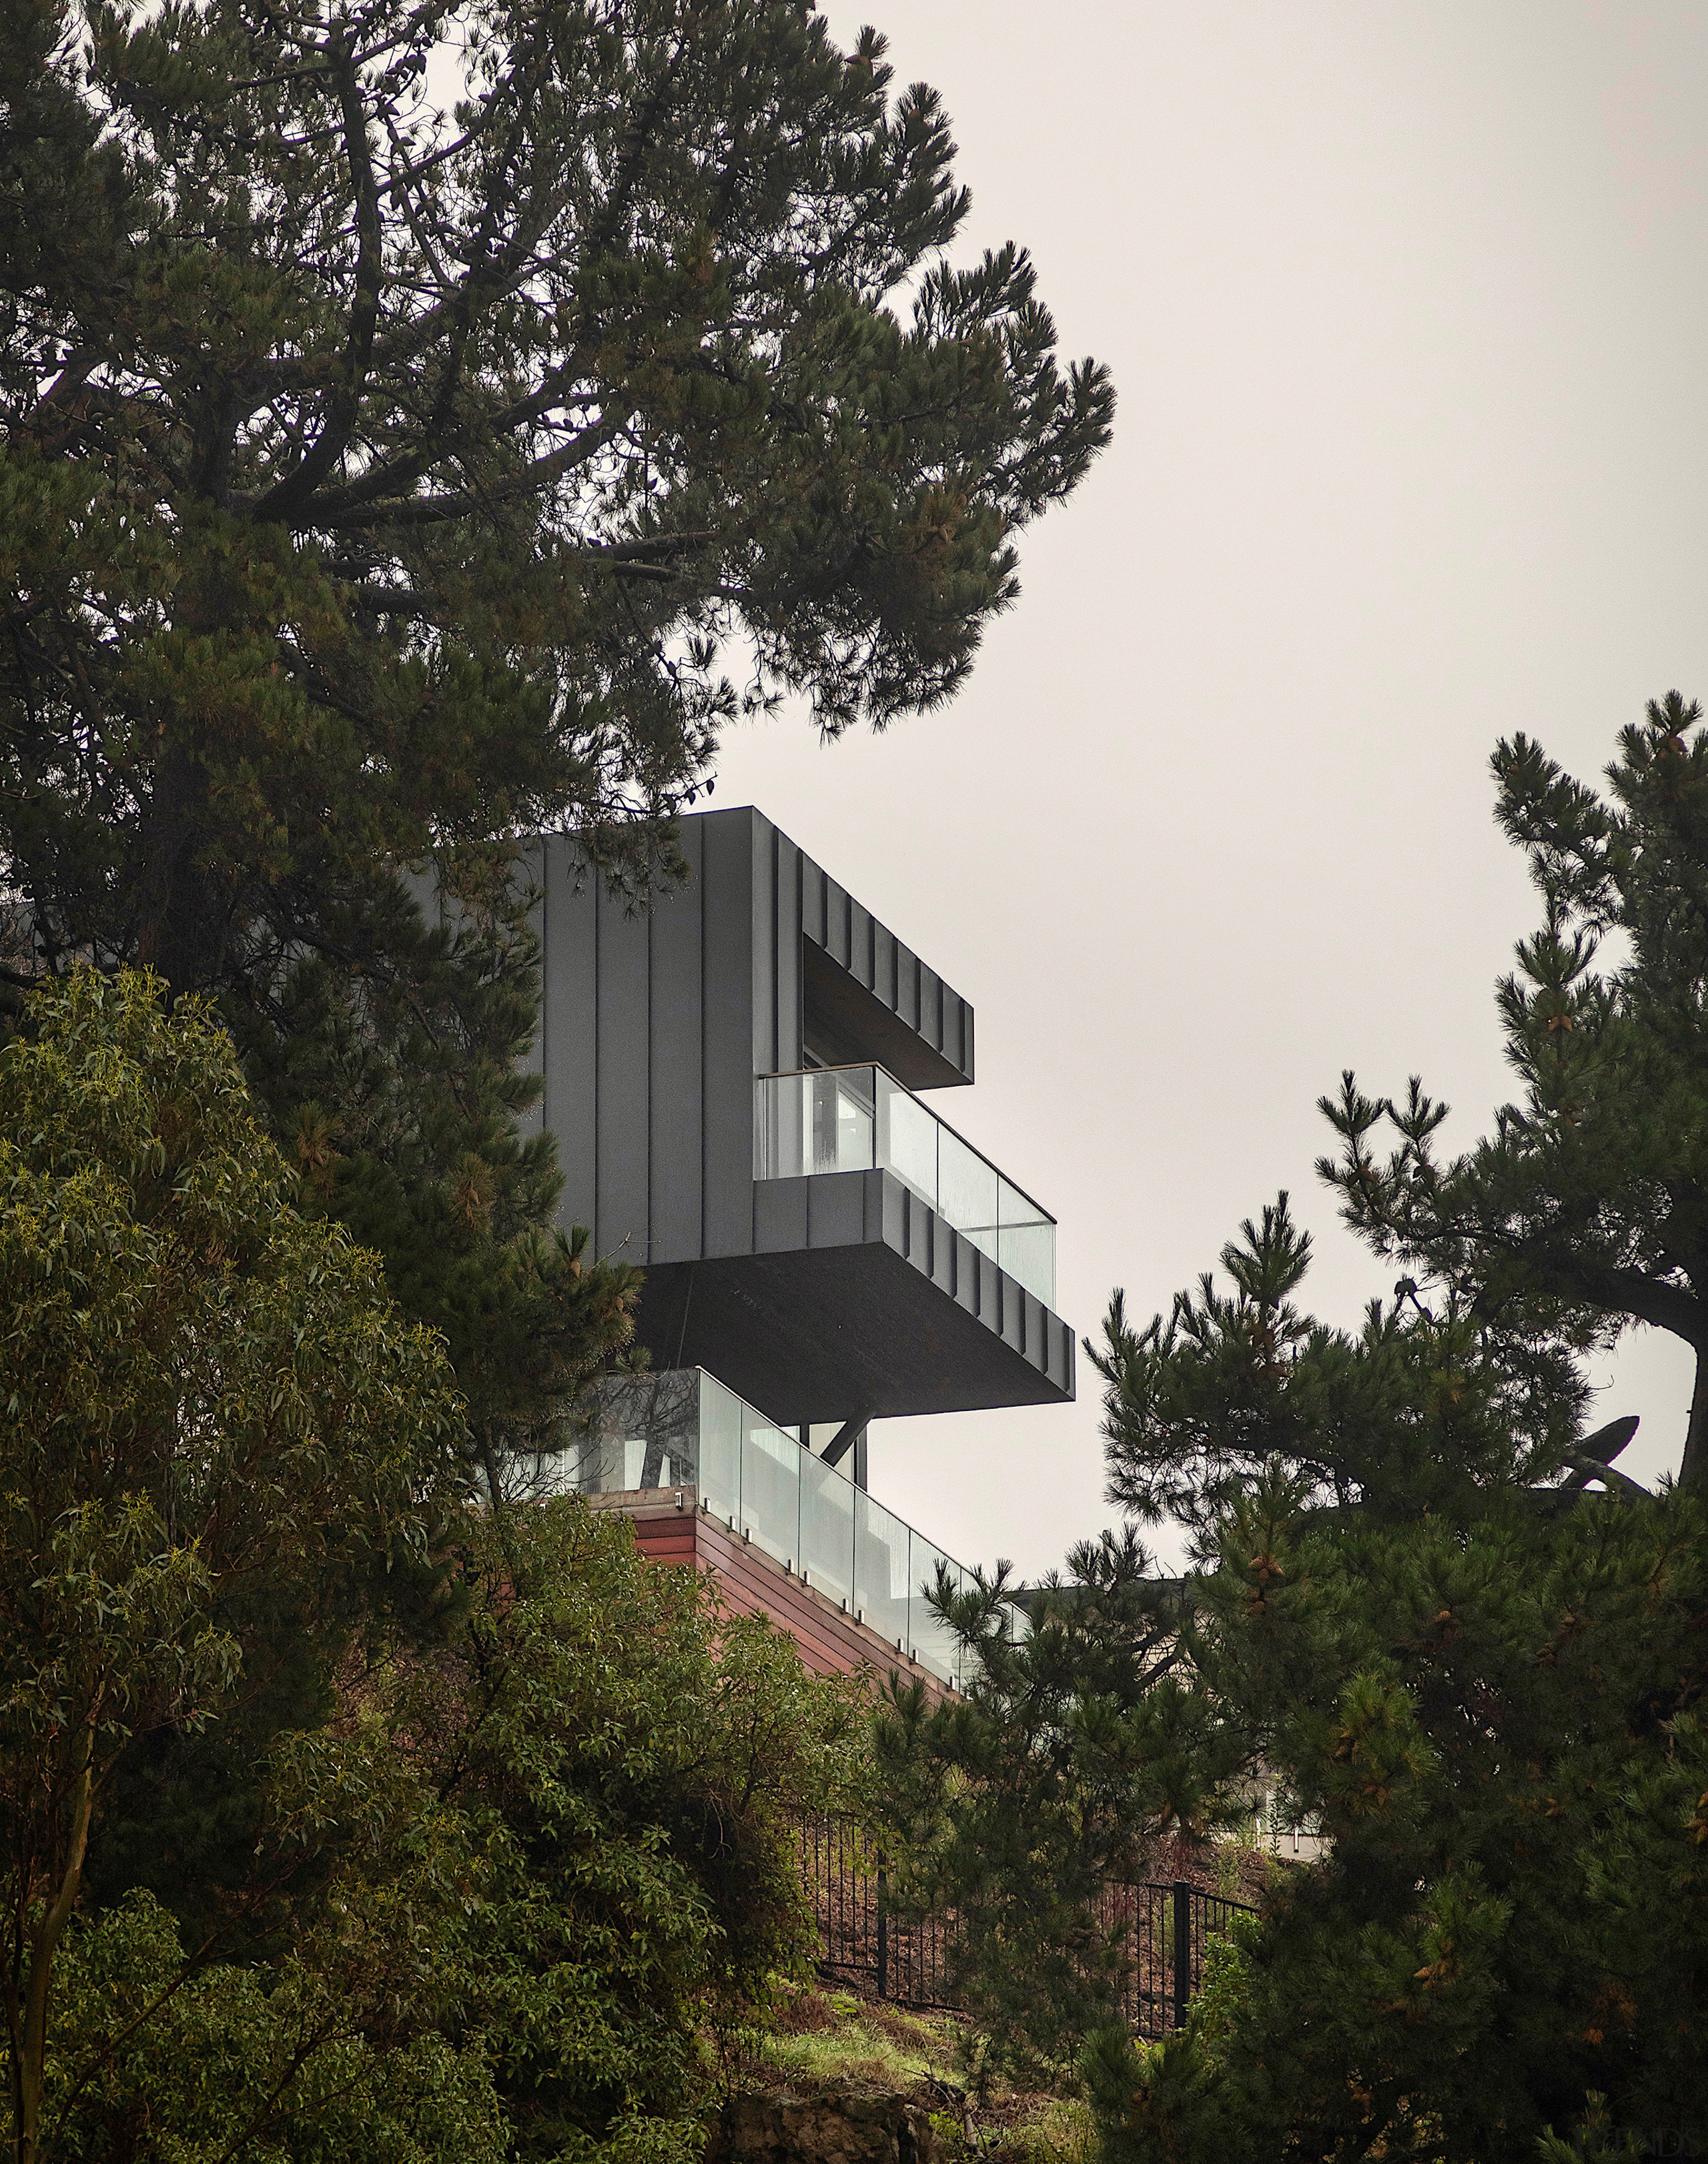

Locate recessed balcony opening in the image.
[755,1065,1056,1309]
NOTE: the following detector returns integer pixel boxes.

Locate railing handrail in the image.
[645,1462,977,1621]
[759,1061,1057,1229]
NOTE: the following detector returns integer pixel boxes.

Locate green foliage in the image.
[1094,1192,1584,1560]
[1076,1477,1708,2159]
[0,0,1110,1479]
[0,969,868,2161]
[1319,689,1708,1490]
[37,1890,507,2163]
[1078,1274,1708,2160]
[12,1478,864,2160]
[384,1498,866,2159]
[0,966,467,2161]
[873,1534,1245,2081]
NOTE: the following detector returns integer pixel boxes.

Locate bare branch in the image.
[252,38,385,523]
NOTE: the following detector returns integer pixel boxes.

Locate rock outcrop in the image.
[708,2089,942,2164]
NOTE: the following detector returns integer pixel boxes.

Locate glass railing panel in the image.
[877,1069,939,1209]
[997,1174,1055,1307]
[800,1452,857,1606]
[565,1371,700,1494]
[740,1410,801,1566]
[570,1366,985,1690]
[552,1419,614,1497]
[853,1488,913,1650]
[697,1370,743,1522]
[907,1537,965,1684]
[755,1071,809,1181]
[758,1068,883,1181]
[821,1065,875,1173]
[938,1123,1001,1264]
[757,1065,1057,1315]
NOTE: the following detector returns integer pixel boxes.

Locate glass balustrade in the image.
[755,1065,1055,1310]
[550,1368,975,1687]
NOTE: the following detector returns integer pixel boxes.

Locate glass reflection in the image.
[755,1065,1055,1309]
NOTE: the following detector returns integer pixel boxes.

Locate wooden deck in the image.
[588,1488,957,1705]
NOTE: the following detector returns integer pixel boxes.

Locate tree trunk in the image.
[15,1733,95,2164]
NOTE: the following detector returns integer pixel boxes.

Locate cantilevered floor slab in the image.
[634,1169,1074,1424]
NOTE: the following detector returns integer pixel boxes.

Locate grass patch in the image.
[734,1985,968,2095]
[722,1987,1097,2164]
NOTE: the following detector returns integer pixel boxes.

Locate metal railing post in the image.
[877,1858,889,1999]
[1172,1880,1191,2031]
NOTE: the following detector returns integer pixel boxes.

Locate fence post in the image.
[876,1858,889,2001]
[1171,1881,1191,2031]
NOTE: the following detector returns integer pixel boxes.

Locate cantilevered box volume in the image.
[517,806,1076,1434]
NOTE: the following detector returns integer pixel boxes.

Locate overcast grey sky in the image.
[709,0,1708,1580]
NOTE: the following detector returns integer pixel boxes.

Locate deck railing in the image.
[550,1370,977,1687]
[798,1816,1257,2036]
[756,1064,1055,1309]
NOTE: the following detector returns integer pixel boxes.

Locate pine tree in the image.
[1037,1211,1706,2159]
[875,1535,1241,2081]
[0,0,1113,1470]
[1082,1394,1708,2161]
[1319,690,1708,1490]
[898,696,1708,2153]
[1093,1193,1587,1561]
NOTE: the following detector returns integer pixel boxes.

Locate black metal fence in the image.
[799,1819,1256,2038]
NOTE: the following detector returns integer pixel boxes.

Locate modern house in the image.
[518,806,1075,1693]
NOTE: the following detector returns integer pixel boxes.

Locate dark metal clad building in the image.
[516,806,1074,1436]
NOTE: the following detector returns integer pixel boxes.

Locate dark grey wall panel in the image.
[917,965,942,1056]
[873,923,895,1011]
[824,877,850,971]
[999,1278,1024,1354]
[773,830,801,1073]
[929,1214,954,1298]
[801,857,826,947]
[648,821,704,1263]
[941,985,963,1077]
[951,1233,978,1315]
[700,808,759,1259]
[896,947,918,1035]
[544,835,598,1237]
[1023,1291,1045,1367]
[976,1251,1001,1335]
[754,1173,811,1255]
[751,813,777,1078]
[849,899,872,990]
[805,1165,867,1250]
[1048,1314,1076,1395]
[594,880,651,1261]
[881,1173,907,1257]
[900,1187,929,1276]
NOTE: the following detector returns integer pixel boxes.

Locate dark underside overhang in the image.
[632,1169,1075,1425]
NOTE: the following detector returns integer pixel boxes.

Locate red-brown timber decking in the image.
[588,1488,956,1705]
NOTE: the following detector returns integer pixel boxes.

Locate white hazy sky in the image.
[708,0,1708,1580]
